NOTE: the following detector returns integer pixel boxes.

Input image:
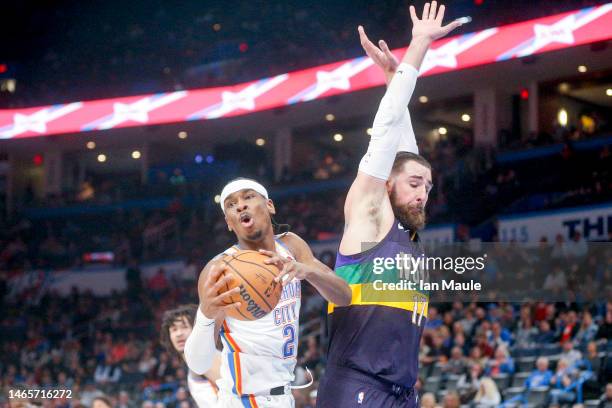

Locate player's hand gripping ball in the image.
[218,250,283,321]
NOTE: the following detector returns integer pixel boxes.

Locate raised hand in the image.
[358,25,399,84]
[409,1,461,43]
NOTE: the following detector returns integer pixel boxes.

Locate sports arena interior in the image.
[1,0,611,407]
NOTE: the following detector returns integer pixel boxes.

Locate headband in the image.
[219,179,268,212]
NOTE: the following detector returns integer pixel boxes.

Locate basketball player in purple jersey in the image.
[317,3,467,407]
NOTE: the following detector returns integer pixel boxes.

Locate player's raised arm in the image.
[342,2,462,255]
[184,260,240,375]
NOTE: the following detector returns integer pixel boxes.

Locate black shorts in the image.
[317,365,419,408]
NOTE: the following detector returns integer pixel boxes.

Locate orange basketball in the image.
[218,250,283,321]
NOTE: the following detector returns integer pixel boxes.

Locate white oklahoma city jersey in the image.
[187,369,218,407]
[217,239,301,397]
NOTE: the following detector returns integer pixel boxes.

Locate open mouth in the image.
[240,213,254,228]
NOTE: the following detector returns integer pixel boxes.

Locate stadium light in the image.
[461,114,471,122]
[86,141,96,150]
[438,127,448,135]
[325,113,335,121]
[195,154,204,164]
[256,138,266,146]
[558,109,568,126]
[419,96,428,103]
[333,133,343,142]
[97,154,107,163]
[213,23,221,31]
[558,82,570,93]
[577,65,587,73]
[178,131,188,139]
[131,150,141,159]
[366,128,373,136]
[606,88,612,96]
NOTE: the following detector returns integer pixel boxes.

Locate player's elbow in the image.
[336,286,353,307]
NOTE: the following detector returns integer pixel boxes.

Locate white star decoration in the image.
[0,103,82,139]
[419,28,498,75]
[13,113,48,134]
[204,74,288,119]
[221,90,256,112]
[112,102,150,124]
[301,58,373,102]
[519,15,576,56]
[97,91,186,130]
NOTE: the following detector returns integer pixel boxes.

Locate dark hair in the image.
[160,304,198,357]
[93,396,113,408]
[391,152,432,175]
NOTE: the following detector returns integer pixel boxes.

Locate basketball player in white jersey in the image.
[161,304,221,407]
[184,178,352,408]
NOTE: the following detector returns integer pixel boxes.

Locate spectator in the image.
[535,320,556,343]
[525,357,554,389]
[473,377,501,407]
[560,341,582,368]
[442,347,468,376]
[583,341,602,375]
[94,356,122,384]
[551,234,569,260]
[595,310,612,341]
[559,311,579,344]
[486,347,515,376]
[426,307,443,329]
[574,312,599,347]
[420,392,437,408]
[515,315,538,347]
[598,383,612,408]
[92,396,114,408]
[116,391,133,408]
[442,391,461,408]
[79,382,105,407]
[457,363,484,402]
[543,265,568,292]
[488,321,512,349]
[566,231,588,258]
[549,358,577,406]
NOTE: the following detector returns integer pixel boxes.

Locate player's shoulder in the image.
[277,231,305,247]
[277,232,310,258]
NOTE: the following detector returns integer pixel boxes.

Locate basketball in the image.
[218,250,283,321]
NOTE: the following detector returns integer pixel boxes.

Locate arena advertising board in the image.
[1,4,611,139]
[497,202,612,244]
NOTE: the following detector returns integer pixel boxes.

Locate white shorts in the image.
[216,392,294,408]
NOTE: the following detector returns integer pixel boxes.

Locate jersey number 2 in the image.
[282,324,296,358]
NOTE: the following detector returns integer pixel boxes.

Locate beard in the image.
[245,229,264,241]
[389,188,426,231]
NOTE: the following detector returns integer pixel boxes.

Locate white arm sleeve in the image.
[358,63,419,180]
[396,107,419,154]
[184,307,217,375]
